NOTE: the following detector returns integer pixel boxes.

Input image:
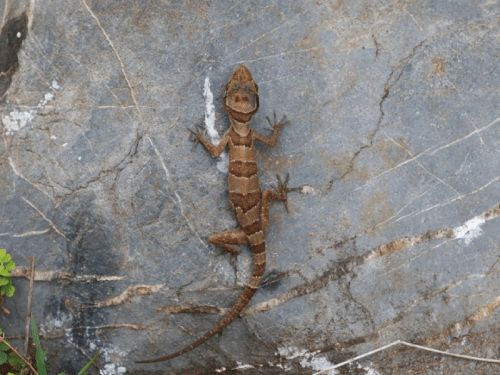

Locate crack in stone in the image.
[87,284,165,308]
[115,205,499,328]
[10,267,124,282]
[21,196,68,240]
[327,40,426,191]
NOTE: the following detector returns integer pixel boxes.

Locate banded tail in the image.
[134,240,265,364]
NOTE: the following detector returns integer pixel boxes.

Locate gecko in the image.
[136,65,296,364]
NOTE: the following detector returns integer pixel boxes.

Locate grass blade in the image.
[31,317,47,375]
[77,349,101,375]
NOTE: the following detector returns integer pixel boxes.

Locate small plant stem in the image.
[24,256,36,356]
[0,333,37,375]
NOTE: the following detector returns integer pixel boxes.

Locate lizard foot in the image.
[189,125,207,150]
[272,173,299,213]
[265,112,289,133]
[218,244,240,256]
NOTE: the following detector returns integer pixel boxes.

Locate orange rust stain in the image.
[296,30,327,67]
[256,152,302,174]
[378,238,410,256]
[375,137,408,169]
[330,0,346,11]
[355,166,372,184]
[421,293,500,346]
[339,217,352,233]
[186,0,208,20]
[64,298,74,312]
[360,188,393,227]
[331,154,354,178]
[431,57,446,76]
[484,204,500,221]
[225,24,233,40]
[132,9,151,33]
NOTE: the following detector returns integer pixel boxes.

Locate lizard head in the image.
[224,65,259,123]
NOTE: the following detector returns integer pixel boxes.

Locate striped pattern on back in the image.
[135,65,277,365]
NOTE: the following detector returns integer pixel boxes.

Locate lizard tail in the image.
[135,242,266,364]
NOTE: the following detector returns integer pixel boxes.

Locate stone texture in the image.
[1,0,500,374]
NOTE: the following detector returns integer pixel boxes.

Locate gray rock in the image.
[1,1,499,374]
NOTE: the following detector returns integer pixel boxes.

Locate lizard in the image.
[136,65,296,364]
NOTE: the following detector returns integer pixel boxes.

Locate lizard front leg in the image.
[190,126,230,157]
[252,112,289,147]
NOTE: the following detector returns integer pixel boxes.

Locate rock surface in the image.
[1,1,500,374]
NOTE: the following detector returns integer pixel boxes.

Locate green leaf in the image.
[8,355,20,366]
[31,317,47,375]
[5,285,15,297]
[77,349,101,375]
[0,351,7,365]
[5,261,15,272]
[0,278,8,286]
[0,269,10,277]
[0,342,8,351]
[15,359,26,371]
[1,254,11,263]
[0,250,6,259]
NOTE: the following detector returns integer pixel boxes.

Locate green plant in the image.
[0,249,15,298]
[31,318,100,375]
[0,328,28,373]
[0,251,100,374]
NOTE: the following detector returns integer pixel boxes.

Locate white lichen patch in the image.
[100,363,127,375]
[203,76,228,173]
[277,346,330,373]
[364,367,381,375]
[2,110,35,135]
[453,216,485,245]
[278,346,308,359]
[300,356,336,374]
[96,343,127,375]
[2,83,59,135]
[235,361,255,370]
[300,185,316,195]
[48,315,72,334]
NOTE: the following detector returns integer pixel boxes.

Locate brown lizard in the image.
[136,65,296,364]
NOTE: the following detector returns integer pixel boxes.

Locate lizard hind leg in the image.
[209,227,249,255]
